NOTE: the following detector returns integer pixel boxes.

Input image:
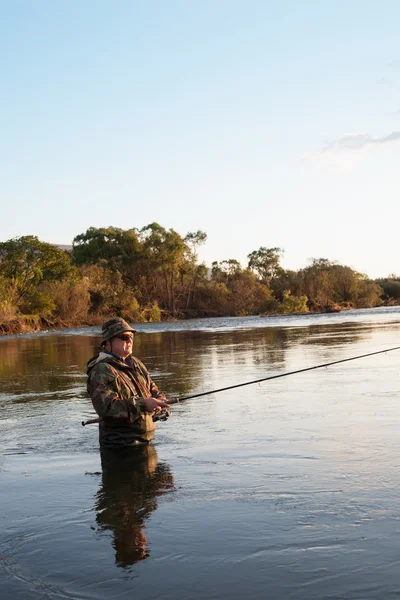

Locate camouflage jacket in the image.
[86,352,166,448]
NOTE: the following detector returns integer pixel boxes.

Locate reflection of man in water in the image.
[95,445,174,567]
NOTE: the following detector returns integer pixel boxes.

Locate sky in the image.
[1,0,399,279]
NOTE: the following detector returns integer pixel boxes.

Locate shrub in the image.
[44,279,91,322]
[148,301,161,322]
[281,291,309,314]
[0,276,19,321]
[19,288,56,317]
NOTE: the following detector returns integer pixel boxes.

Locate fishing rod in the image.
[81,345,400,426]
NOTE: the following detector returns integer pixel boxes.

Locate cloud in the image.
[387,60,400,69]
[377,76,396,86]
[301,131,400,170]
[321,132,400,153]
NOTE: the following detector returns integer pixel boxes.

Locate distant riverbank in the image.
[0,310,215,336]
[0,304,391,336]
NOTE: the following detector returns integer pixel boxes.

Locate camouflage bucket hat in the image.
[101,318,137,346]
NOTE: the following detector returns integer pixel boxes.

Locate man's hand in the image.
[142,397,171,413]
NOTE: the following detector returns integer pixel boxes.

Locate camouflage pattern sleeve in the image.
[133,357,166,399]
[88,363,142,422]
[149,378,166,399]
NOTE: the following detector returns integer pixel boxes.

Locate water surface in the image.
[1,307,400,599]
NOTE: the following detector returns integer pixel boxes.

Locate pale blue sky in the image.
[1,1,399,278]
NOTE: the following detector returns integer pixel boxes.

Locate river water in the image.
[1,307,400,599]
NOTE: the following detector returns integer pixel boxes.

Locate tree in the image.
[247,247,284,284]
[375,278,400,303]
[228,270,273,315]
[299,259,335,309]
[80,264,143,320]
[211,259,242,284]
[281,290,309,314]
[0,276,19,320]
[356,280,383,308]
[72,227,143,282]
[330,265,361,304]
[184,231,207,256]
[298,259,383,310]
[0,236,75,303]
[184,231,207,308]
[73,224,206,314]
[270,269,303,301]
[139,223,188,313]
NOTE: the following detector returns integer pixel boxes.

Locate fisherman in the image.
[86,317,170,448]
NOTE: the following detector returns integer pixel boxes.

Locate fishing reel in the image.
[152,408,170,422]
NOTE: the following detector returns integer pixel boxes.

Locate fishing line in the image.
[176,345,400,402]
[82,345,400,425]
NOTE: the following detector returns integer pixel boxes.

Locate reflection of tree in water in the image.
[130,325,371,399]
[95,446,175,568]
[297,322,367,347]
[140,329,291,398]
[0,321,371,405]
[0,335,98,397]
[187,324,369,378]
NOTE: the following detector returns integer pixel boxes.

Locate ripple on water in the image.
[1,310,400,599]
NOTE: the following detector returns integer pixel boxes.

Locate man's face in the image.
[108,332,134,358]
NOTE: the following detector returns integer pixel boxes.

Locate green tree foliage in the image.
[356,280,384,308]
[227,270,273,316]
[375,278,400,303]
[211,259,242,284]
[195,280,231,315]
[298,259,335,309]
[0,230,390,326]
[42,279,91,323]
[330,264,364,304]
[139,222,190,312]
[271,269,303,301]
[20,288,56,316]
[247,247,284,284]
[0,236,76,304]
[298,259,383,310]
[208,262,272,315]
[72,227,143,284]
[74,224,203,314]
[185,230,207,252]
[80,264,141,321]
[147,301,161,322]
[184,231,207,308]
[0,276,19,321]
[281,291,309,314]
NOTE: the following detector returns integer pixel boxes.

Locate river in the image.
[1,307,400,599]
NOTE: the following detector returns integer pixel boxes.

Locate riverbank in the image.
[0,315,98,336]
[1,303,397,336]
[0,310,221,336]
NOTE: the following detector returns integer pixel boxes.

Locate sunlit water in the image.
[1,307,400,599]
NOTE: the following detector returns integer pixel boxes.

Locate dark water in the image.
[1,307,400,599]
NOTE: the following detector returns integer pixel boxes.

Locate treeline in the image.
[0,224,398,329]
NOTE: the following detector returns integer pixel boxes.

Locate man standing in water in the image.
[87,318,170,448]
